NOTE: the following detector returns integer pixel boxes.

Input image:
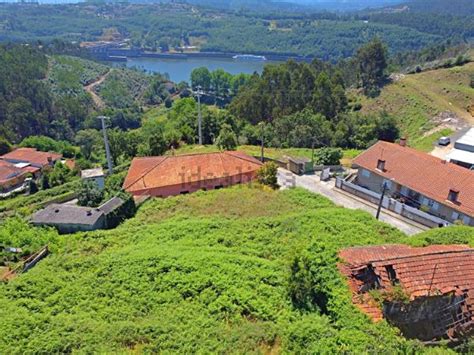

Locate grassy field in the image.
[1,185,473,353]
[357,62,474,151]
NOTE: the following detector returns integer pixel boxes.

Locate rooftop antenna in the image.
[98,115,114,175]
[194,85,204,145]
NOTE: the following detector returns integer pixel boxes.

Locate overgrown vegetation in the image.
[1,186,471,352]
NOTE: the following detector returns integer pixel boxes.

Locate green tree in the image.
[377,113,400,142]
[190,67,211,91]
[216,124,238,151]
[77,180,104,207]
[75,129,102,160]
[256,162,278,189]
[356,38,388,97]
[0,138,11,155]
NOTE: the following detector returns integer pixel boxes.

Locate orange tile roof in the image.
[0,161,25,184]
[123,151,263,193]
[353,141,474,217]
[0,148,62,168]
[340,244,474,300]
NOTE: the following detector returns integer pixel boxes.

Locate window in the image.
[452,211,460,221]
[361,169,371,178]
[383,179,392,190]
[448,189,459,202]
[400,186,409,196]
[180,191,189,195]
[463,216,471,225]
[385,265,398,285]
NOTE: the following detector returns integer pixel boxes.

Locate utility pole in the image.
[98,115,114,175]
[376,181,388,220]
[259,122,265,162]
[195,85,203,145]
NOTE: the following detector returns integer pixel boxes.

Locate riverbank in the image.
[99,48,314,63]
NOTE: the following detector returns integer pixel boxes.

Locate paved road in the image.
[277,169,428,236]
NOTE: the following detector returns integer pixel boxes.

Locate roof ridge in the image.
[368,248,474,265]
[123,156,169,190]
[224,151,262,166]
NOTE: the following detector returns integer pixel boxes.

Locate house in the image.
[0,161,29,193]
[0,148,62,178]
[81,168,105,190]
[123,151,263,198]
[447,128,474,169]
[339,244,474,342]
[31,197,125,234]
[353,141,474,226]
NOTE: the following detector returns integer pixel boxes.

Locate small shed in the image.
[287,157,313,175]
[31,197,126,234]
[31,204,106,234]
[81,168,105,190]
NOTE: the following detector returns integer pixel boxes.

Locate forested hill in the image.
[403,0,474,16]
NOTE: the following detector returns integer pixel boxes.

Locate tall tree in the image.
[356,38,388,97]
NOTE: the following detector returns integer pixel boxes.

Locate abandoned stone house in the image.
[31,197,125,234]
[339,244,474,343]
[353,141,474,226]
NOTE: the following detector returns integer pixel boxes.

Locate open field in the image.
[1,186,473,352]
[357,62,474,151]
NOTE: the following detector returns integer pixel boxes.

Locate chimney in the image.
[399,137,407,147]
[377,159,386,172]
[47,156,52,163]
[448,189,459,203]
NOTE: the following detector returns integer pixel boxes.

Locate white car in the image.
[438,137,451,146]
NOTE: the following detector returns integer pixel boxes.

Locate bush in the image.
[313,148,343,166]
[216,123,238,150]
[256,162,278,189]
[0,138,11,155]
[77,180,104,207]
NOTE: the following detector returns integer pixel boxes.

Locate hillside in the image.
[1,186,474,352]
[356,62,474,151]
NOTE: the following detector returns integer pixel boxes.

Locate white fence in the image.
[335,177,451,228]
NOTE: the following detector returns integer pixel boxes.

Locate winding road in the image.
[84,70,110,109]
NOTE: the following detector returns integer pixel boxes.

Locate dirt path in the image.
[84,70,111,109]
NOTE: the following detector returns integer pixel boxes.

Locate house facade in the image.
[81,168,105,191]
[353,141,474,226]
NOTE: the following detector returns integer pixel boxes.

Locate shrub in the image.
[256,162,278,189]
[313,148,343,165]
[216,123,238,150]
[77,180,104,207]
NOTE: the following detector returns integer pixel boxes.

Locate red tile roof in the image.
[340,244,474,295]
[339,244,474,320]
[0,148,62,168]
[353,141,474,217]
[0,161,26,184]
[124,151,263,193]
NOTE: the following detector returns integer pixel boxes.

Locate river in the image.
[118,56,280,83]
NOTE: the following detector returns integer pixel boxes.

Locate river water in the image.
[119,57,280,83]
